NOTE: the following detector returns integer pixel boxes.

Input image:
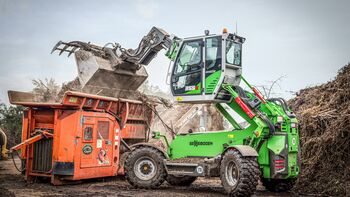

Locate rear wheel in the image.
[166,175,197,186]
[125,146,166,189]
[220,149,260,196]
[262,178,296,192]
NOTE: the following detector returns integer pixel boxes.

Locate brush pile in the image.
[288,64,350,196]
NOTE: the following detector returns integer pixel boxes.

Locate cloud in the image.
[134,0,159,19]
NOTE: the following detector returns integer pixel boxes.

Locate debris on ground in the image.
[0,158,292,197]
[289,63,350,196]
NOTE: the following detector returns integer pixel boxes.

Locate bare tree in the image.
[32,78,61,102]
[256,75,286,98]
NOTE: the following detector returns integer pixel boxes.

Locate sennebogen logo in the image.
[189,140,213,147]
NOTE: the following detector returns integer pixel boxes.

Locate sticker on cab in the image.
[97,139,102,148]
[185,86,195,91]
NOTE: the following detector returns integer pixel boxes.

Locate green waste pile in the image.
[289,64,350,196]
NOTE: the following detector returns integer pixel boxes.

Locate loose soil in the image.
[0,159,295,197]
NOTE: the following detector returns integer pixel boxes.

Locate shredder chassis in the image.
[8,90,154,185]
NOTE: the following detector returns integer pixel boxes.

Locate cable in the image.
[267,98,296,118]
[11,150,25,173]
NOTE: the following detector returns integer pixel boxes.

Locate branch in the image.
[267,75,286,98]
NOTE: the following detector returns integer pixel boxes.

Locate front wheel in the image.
[125,146,166,189]
[220,149,260,196]
[262,178,296,192]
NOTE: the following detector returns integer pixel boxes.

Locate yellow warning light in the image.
[223,28,228,34]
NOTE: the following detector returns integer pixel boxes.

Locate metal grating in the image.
[33,138,53,172]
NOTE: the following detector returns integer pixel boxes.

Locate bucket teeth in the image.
[51,41,62,54]
[59,44,71,55]
[68,46,78,57]
[51,41,92,56]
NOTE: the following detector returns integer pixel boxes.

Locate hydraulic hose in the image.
[234,86,275,136]
[234,86,250,100]
[258,111,275,137]
[268,98,296,118]
[11,150,26,173]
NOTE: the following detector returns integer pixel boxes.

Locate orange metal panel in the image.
[52,110,61,162]
[121,124,147,139]
[21,110,29,158]
[55,110,80,162]
[33,110,55,124]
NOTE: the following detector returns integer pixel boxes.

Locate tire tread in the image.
[220,149,260,197]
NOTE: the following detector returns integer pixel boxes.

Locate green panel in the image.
[288,133,299,152]
[258,141,269,165]
[165,39,180,61]
[267,135,285,155]
[258,141,271,178]
[169,128,256,159]
[205,70,221,94]
[288,152,299,178]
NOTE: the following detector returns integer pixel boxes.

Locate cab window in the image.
[204,36,222,94]
[171,39,203,95]
[173,40,202,74]
[226,40,241,66]
[205,36,222,72]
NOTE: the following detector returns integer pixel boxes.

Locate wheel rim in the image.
[225,160,239,187]
[134,156,157,181]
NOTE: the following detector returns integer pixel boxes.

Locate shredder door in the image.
[80,116,114,168]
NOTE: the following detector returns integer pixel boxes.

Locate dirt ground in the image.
[0,159,296,197]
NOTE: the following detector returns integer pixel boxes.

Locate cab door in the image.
[205,36,222,94]
[171,39,203,96]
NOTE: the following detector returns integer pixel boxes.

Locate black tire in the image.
[166,175,197,186]
[125,146,166,189]
[262,178,296,192]
[220,149,260,197]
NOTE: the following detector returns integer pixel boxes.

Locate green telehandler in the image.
[52,27,300,196]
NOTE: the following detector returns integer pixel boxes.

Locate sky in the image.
[0,0,349,103]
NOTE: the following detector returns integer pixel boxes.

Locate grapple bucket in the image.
[75,50,148,98]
